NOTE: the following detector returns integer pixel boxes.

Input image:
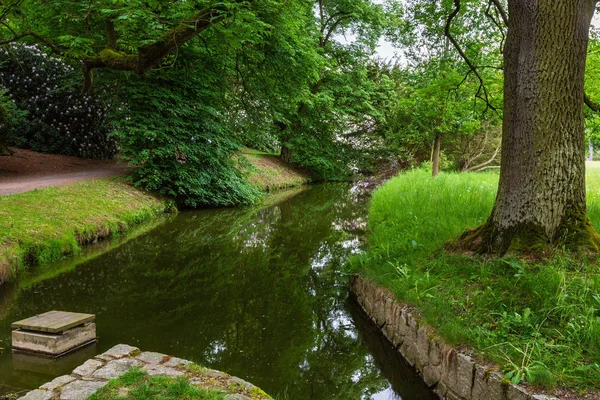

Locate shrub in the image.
[0,44,118,159]
[106,51,260,207]
[0,87,23,155]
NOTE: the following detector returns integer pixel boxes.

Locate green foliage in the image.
[0,87,23,154]
[352,168,600,391]
[0,44,118,159]
[106,50,260,208]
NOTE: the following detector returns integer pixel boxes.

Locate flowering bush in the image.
[0,44,118,159]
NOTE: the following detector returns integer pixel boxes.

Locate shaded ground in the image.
[0,148,129,196]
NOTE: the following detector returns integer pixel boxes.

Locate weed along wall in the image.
[350,276,558,400]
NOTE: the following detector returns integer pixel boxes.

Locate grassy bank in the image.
[89,365,271,400]
[352,167,600,393]
[238,148,311,192]
[0,178,172,283]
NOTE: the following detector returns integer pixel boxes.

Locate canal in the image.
[0,184,435,399]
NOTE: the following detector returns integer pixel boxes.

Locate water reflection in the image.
[0,184,433,399]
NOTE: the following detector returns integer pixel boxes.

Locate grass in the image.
[89,368,226,400]
[0,178,172,282]
[237,148,311,192]
[352,166,600,393]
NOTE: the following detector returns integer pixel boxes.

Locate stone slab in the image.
[163,356,192,368]
[135,351,167,365]
[142,364,184,377]
[12,311,95,333]
[18,389,54,400]
[60,380,107,400]
[72,359,104,377]
[12,323,96,356]
[92,358,142,380]
[97,344,139,360]
[40,375,76,391]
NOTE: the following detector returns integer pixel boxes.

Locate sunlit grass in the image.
[352,166,600,392]
[0,178,170,282]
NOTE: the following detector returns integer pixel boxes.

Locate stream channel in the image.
[0,183,436,400]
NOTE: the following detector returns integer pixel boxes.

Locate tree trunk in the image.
[281,143,293,163]
[458,0,600,254]
[588,138,594,161]
[432,133,442,177]
[0,133,10,156]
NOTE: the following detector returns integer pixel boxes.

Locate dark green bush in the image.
[107,52,260,208]
[0,44,118,159]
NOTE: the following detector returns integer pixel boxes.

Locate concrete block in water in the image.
[12,323,96,357]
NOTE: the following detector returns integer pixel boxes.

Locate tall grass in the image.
[353,167,600,392]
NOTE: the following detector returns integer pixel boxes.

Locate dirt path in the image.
[0,148,130,196]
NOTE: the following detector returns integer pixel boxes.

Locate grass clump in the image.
[352,168,600,392]
[0,178,172,282]
[237,148,311,192]
[89,368,226,400]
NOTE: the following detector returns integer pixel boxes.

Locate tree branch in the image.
[489,0,508,26]
[585,92,600,112]
[0,32,63,54]
[445,0,497,112]
[81,4,237,92]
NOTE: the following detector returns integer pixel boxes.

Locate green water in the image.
[0,184,435,400]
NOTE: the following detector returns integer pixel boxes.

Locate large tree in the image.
[451,0,600,253]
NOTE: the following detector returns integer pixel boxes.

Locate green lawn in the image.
[0,178,171,282]
[352,165,600,392]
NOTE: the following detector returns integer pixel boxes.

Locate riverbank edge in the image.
[350,275,557,400]
[17,344,272,400]
[0,179,175,285]
[0,151,312,286]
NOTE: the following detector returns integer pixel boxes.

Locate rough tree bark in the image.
[458,0,600,254]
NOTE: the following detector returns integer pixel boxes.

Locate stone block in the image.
[428,338,442,367]
[92,358,142,380]
[142,364,184,377]
[136,351,167,365]
[72,359,104,377]
[12,323,96,356]
[415,325,430,369]
[163,356,192,368]
[422,364,441,387]
[18,390,54,400]
[97,344,139,360]
[506,384,530,400]
[59,380,107,400]
[40,375,76,391]
[471,366,505,400]
[453,353,475,399]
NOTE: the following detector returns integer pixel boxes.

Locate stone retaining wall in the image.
[351,276,558,400]
[18,344,271,400]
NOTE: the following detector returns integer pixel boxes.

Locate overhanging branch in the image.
[445,0,497,112]
[585,92,600,112]
[0,32,63,54]
[81,4,235,92]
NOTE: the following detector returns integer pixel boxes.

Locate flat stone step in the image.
[12,311,95,334]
